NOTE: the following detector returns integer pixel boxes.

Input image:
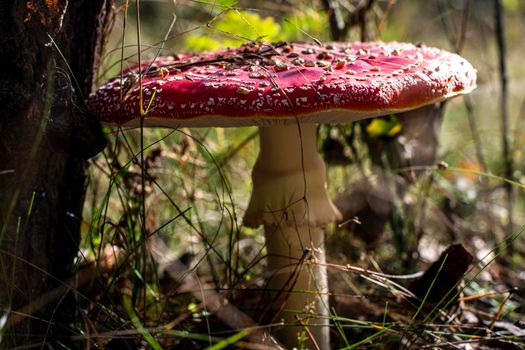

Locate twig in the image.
[488,291,513,331]
[455,0,470,52]
[459,287,517,302]
[295,315,321,350]
[494,0,514,255]
[439,0,493,240]
[377,0,394,36]
[464,94,488,172]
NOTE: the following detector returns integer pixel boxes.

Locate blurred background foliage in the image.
[83,0,525,348]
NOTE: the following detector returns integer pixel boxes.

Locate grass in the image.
[79,126,525,348]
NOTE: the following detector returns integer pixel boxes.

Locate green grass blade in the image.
[205,329,249,350]
[123,297,163,350]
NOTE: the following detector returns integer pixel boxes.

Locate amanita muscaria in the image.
[88,41,476,349]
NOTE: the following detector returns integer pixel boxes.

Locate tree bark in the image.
[0,1,111,347]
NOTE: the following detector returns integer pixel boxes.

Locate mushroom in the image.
[88,41,476,349]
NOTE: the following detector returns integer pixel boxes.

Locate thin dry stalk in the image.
[494,0,514,255]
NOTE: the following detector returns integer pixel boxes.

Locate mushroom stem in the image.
[265,224,329,349]
[244,123,341,349]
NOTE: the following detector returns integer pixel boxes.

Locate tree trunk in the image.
[0,1,111,347]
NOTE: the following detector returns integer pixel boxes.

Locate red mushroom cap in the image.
[88,42,476,127]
